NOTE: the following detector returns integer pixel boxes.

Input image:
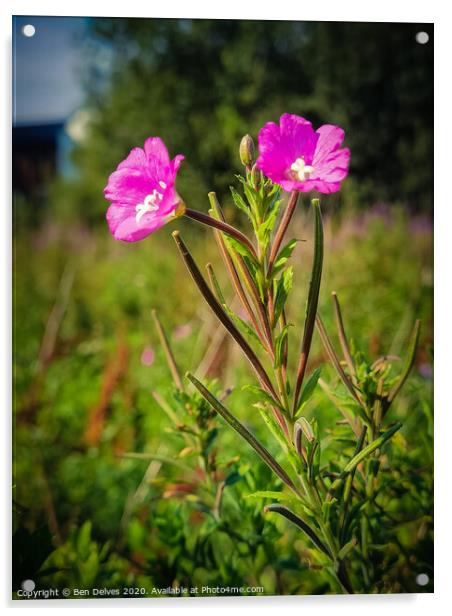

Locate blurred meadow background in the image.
[13,17,433,595]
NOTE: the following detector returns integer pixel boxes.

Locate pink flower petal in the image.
[256,113,350,194]
[104,137,184,243]
[117,147,147,170]
[313,125,345,163]
[107,203,169,242]
[313,148,350,184]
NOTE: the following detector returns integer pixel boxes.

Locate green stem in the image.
[267,191,299,276]
[172,230,280,405]
[185,207,258,261]
[212,221,268,349]
[187,372,300,496]
[151,310,184,391]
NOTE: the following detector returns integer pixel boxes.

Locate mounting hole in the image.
[22,24,36,38]
[416,573,429,586]
[415,31,429,45]
[21,579,36,592]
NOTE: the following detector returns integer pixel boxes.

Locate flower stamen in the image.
[136,189,164,223]
[290,157,314,182]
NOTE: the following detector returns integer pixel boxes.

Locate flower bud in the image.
[297,417,315,443]
[251,163,261,188]
[239,134,255,167]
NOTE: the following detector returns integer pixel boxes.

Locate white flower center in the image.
[290,158,314,182]
[135,182,167,223]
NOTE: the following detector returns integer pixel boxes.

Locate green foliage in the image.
[13,198,432,595]
[48,19,432,228]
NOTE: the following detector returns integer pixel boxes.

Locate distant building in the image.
[13,120,67,201]
[12,110,88,202]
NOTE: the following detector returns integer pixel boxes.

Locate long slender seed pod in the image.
[172,230,280,406]
[372,378,385,437]
[208,196,264,335]
[331,292,358,384]
[387,320,421,404]
[212,226,267,346]
[187,373,299,495]
[293,200,324,414]
[232,253,275,358]
[206,263,226,305]
[316,314,363,408]
[264,504,332,558]
[184,207,258,260]
[152,310,184,391]
[280,309,289,380]
[208,194,274,354]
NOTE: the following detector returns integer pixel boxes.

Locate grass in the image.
[13,202,433,595]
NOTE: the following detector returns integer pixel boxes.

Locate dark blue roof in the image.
[13,121,66,145]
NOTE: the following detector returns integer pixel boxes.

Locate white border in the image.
[2,1,450,614]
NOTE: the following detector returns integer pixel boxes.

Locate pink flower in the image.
[140,346,155,366]
[104,137,185,242]
[172,323,192,341]
[256,113,350,193]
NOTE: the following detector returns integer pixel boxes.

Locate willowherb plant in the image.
[121,311,285,592]
[104,113,421,594]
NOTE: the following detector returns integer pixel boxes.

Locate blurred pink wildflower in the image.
[104,137,184,242]
[140,346,155,367]
[256,113,350,193]
[173,323,193,341]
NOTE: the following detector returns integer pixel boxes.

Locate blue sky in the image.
[13,16,87,124]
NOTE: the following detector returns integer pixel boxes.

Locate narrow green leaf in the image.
[224,234,258,263]
[243,183,257,209]
[316,314,364,408]
[387,320,421,403]
[273,266,293,323]
[322,498,336,524]
[272,238,299,277]
[246,490,292,501]
[342,501,367,541]
[293,200,324,412]
[265,504,332,558]
[343,422,402,474]
[225,308,264,348]
[187,373,300,496]
[121,453,188,472]
[230,186,253,221]
[258,405,301,473]
[337,538,357,561]
[307,440,320,481]
[206,263,226,306]
[243,384,287,414]
[295,367,322,417]
[257,406,300,471]
[343,426,367,504]
[274,324,291,368]
[257,199,282,245]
